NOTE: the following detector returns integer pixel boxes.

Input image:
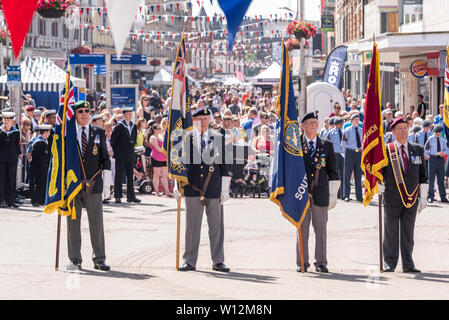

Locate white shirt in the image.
[304,135,317,153]
[76,122,89,149]
[194,128,209,153]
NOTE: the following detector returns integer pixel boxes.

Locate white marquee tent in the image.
[253,62,281,85]
[0,56,86,91]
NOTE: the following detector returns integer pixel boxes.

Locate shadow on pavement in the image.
[196,270,278,284]
[304,272,389,285]
[65,269,153,280]
[409,273,449,284]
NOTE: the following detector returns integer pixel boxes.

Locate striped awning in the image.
[0,56,85,91]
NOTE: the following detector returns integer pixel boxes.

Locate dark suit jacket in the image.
[0,128,20,163]
[110,120,137,162]
[80,125,111,194]
[183,130,230,199]
[382,142,427,208]
[301,135,339,207]
[30,139,50,169]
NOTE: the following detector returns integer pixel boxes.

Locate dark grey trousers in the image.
[383,203,417,270]
[67,192,106,264]
[183,197,224,267]
[428,157,446,200]
[335,153,345,199]
[344,149,363,200]
[296,204,328,268]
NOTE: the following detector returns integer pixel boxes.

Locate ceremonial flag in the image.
[443,46,449,145]
[217,0,253,52]
[44,69,82,219]
[164,36,193,185]
[361,42,388,206]
[270,40,310,227]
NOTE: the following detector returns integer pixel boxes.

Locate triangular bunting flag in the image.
[104,0,142,58]
[2,0,39,59]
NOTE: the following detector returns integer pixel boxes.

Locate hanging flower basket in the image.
[71,45,92,54]
[0,28,7,46]
[286,38,309,51]
[37,0,76,19]
[286,21,317,40]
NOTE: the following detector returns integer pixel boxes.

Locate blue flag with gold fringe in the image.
[270,40,310,227]
[44,69,82,219]
[164,36,193,184]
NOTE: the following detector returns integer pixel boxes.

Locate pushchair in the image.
[134,146,154,194]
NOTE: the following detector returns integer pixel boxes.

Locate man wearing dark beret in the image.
[381,117,428,273]
[297,111,339,273]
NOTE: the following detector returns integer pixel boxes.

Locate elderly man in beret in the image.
[380,117,428,273]
[298,111,339,273]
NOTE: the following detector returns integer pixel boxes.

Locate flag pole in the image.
[378,193,383,272]
[176,181,181,271]
[298,225,305,273]
[55,214,61,271]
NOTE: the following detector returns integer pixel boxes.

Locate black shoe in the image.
[356,198,363,202]
[441,198,449,203]
[403,267,421,273]
[178,263,196,272]
[0,202,7,208]
[315,265,329,273]
[344,197,350,202]
[115,198,121,204]
[296,266,308,273]
[127,198,141,203]
[212,263,230,273]
[32,203,40,207]
[428,198,434,203]
[383,266,395,272]
[102,199,110,204]
[8,203,20,208]
[67,260,82,271]
[94,261,110,271]
[15,199,24,204]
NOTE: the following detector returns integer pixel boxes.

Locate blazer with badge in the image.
[80,125,111,194]
[301,135,339,207]
[382,142,427,208]
[183,130,230,199]
[110,119,138,162]
[0,127,20,163]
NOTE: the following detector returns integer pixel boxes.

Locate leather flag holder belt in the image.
[189,165,215,206]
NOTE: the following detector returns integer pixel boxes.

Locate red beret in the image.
[390,117,408,130]
[25,105,35,112]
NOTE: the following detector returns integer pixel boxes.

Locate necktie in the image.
[424,132,428,145]
[81,127,88,157]
[338,129,342,143]
[401,145,408,175]
[355,127,361,149]
[437,137,441,153]
[200,133,206,156]
[308,140,315,158]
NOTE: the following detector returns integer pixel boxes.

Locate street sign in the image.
[111,86,137,110]
[111,54,147,65]
[69,54,106,65]
[94,64,106,76]
[7,66,21,86]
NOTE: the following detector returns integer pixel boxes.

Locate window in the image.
[51,22,58,37]
[38,19,46,35]
[63,24,69,38]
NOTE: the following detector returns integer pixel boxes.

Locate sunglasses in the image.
[76,109,90,114]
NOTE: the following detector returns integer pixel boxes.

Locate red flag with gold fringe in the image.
[361,42,388,206]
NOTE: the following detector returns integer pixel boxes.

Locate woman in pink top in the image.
[149,124,172,197]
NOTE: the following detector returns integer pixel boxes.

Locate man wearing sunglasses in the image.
[67,100,111,271]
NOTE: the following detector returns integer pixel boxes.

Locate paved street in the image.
[1,194,449,300]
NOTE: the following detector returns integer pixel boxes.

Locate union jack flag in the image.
[56,78,76,125]
[445,55,449,92]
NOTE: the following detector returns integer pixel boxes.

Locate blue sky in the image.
[192,0,322,22]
